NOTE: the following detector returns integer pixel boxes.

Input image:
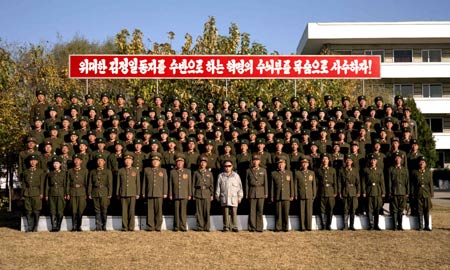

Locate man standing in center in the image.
[116,153,141,231]
[246,154,268,232]
[295,158,316,231]
[169,153,192,232]
[215,160,243,232]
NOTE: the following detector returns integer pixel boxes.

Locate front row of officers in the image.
[21,150,433,232]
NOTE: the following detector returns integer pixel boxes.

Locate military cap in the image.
[310,115,318,121]
[309,141,318,148]
[77,139,88,146]
[367,106,376,111]
[173,117,181,123]
[306,94,317,100]
[96,154,106,161]
[346,117,355,123]
[35,90,46,96]
[337,129,345,134]
[205,139,214,146]
[332,141,340,146]
[101,93,111,99]
[341,96,350,103]
[393,152,403,158]
[352,106,360,112]
[285,128,293,134]
[206,117,214,123]
[334,106,343,112]
[394,95,403,102]
[79,116,89,122]
[300,107,308,112]
[124,152,134,160]
[404,106,411,111]
[149,138,159,145]
[328,116,336,122]
[88,106,97,112]
[198,108,206,114]
[33,116,43,122]
[250,154,261,161]
[123,128,134,134]
[384,117,393,123]
[187,116,196,122]
[291,138,300,144]
[43,140,52,146]
[175,153,185,162]
[248,107,256,113]
[108,128,118,134]
[301,129,310,136]
[105,105,115,112]
[240,139,250,145]
[373,139,381,145]
[116,93,125,100]
[111,115,120,121]
[126,116,136,122]
[272,96,281,103]
[290,96,299,103]
[70,105,80,112]
[73,153,82,160]
[410,139,418,145]
[141,116,150,123]
[167,137,177,144]
[48,125,59,131]
[223,141,232,148]
[392,137,400,142]
[157,115,166,120]
[135,94,144,101]
[214,126,223,132]
[364,116,371,122]
[266,128,275,134]
[199,156,208,163]
[384,103,392,109]
[172,96,180,102]
[231,127,241,134]
[134,138,143,145]
[320,153,330,159]
[324,95,333,102]
[368,154,377,160]
[189,98,198,104]
[256,138,266,145]
[154,94,163,101]
[115,140,125,147]
[316,107,324,113]
[224,116,232,122]
[187,137,196,143]
[344,154,353,161]
[417,156,426,162]
[29,154,39,161]
[52,156,63,163]
[275,138,284,145]
[293,117,302,123]
[319,126,328,133]
[148,107,156,113]
[151,152,162,160]
[379,127,387,133]
[255,96,264,103]
[196,129,205,135]
[54,92,63,99]
[68,130,78,137]
[249,129,257,135]
[403,127,411,133]
[350,141,359,146]
[265,106,274,113]
[179,127,187,133]
[357,95,366,102]
[96,137,106,144]
[85,94,93,100]
[27,137,37,143]
[300,158,310,163]
[238,97,247,103]
[276,156,287,163]
[374,96,383,103]
[69,94,79,100]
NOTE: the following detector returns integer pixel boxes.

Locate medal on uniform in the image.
[159,172,163,177]
[131,172,137,177]
[286,175,291,181]
[309,175,313,181]
[183,173,188,180]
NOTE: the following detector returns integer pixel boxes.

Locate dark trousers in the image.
[121,197,136,230]
[147,197,163,231]
[174,199,188,230]
[248,198,265,231]
[299,199,313,230]
[195,198,211,231]
[275,200,290,231]
[222,206,238,230]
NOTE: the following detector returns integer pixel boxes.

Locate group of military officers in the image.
[19,90,434,232]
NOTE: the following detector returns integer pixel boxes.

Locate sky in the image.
[1,0,450,54]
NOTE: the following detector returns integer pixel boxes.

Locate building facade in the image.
[297,22,450,167]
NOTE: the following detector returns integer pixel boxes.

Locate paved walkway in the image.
[432,190,450,207]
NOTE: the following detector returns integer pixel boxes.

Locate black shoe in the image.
[222,228,229,232]
[204,229,210,232]
[425,227,432,231]
[248,229,255,232]
[257,229,263,233]
[173,228,179,232]
[180,229,187,232]
[282,229,288,232]
[232,228,239,232]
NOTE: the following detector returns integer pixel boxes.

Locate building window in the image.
[394,84,414,98]
[422,84,443,98]
[334,50,352,55]
[425,118,443,133]
[393,50,413,62]
[364,50,385,62]
[422,49,442,62]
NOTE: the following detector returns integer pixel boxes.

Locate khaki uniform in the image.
[45,169,67,231]
[338,167,360,230]
[169,168,192,231]
[67,167,89,231]
[21,167,45,232]
[193,169,214,231]
[116,167,141,231]
[316,166,337,230]
[362,167,385,230]
[388,165,409,230]
[411,168,433,230]
[245,167,268,232]
[143,167,168,231]
[271,169,294,231]
[295,169,316,231]
[88,168,113,230]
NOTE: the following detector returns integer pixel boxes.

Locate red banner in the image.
[69,55,381,79]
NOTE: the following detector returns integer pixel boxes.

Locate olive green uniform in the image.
[21,167,45,232]
[387,165,409,230]
[316,166,337,230]
[169,168,192,231]
[411,169,433,230]
[245,167,268,232]
[193,169,214,231]
[88,168,113,230]
[117,167,141,231]
[67,167,89,231]
[295,169,317,231]
[143,167,168,231]
[362,167,385,230]
[338,167,360,230]
[45,169,68,231]
[271,169,294,231]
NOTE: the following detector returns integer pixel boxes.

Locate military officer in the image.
[116,153,141,231]
[271,156,294,232]
[316,154,337,230]
[169,154,192,231]
[142,152,168,232]
[387,152,409,230]
[67,154,89,232]
[362,154,386,230]
[88,154,113,231]
[45,156,67,232]
[21,155,45,232]
[246,154,268,232]
[410,156,433,231]
[338,155,360,230]
[192,156,214,231]
[295,158,316,231]
[19,137,41,177]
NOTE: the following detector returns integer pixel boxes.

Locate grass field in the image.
[0,207,449,270]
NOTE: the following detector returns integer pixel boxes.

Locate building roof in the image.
[297,21,450,54]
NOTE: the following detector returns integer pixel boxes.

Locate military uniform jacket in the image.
[388,166,409,196]
[200,153,219,170]
[193,169,214,199]
[88,168,113,198]
[245,167,268,199]
[316,166,337,197]
[294,170,316,199]
[45,170,67,197]
[169,168,192,199]
[362,167,385,197]
[411,169,434,198]
[143,167,168,198]
[117,167,141,197]
[132,151,148,172]
[21,168,45,197]
[185,151,200,171]
[67,167,89,197]
[257,151,272,169]
[271,170,294,201]
[338,167,360,197]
